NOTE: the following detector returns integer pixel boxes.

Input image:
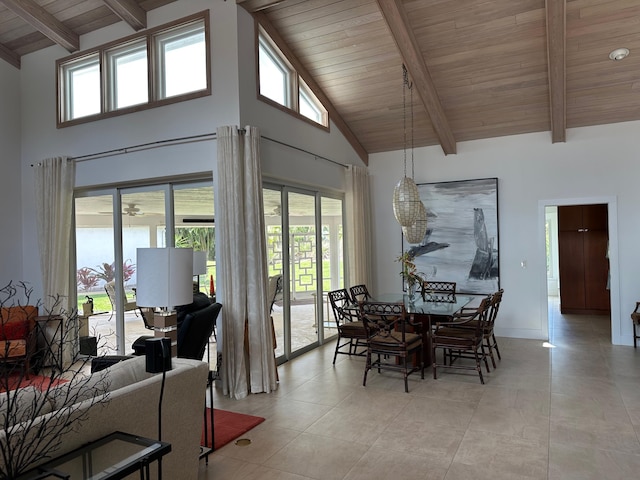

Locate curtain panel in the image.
[216,126,278,399]
[345,165,373,289]
[34,156,75,364]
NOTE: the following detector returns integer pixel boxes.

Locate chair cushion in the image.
[0,320,29,341]
[433,328,481,348]
[370,331,421,350]
[0,339,27,358]
[340,321,365,333]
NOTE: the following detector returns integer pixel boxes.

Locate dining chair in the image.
[349,284,371,303]
[359,301,424,393]
[328,289,367,365]
[485,289,503,366]
[431,296,491,384]
[631,301,640,348]
[447,289,503,368]
[267,274,284,314]
[421,281,456,302]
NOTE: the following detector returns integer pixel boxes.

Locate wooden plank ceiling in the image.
[2,0,640,161]
[0,0,175,68]
[239,0,640,160]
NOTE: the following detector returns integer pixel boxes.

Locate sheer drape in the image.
[217,126,278,399]
[345,165,372,288]
[34,157,75,362]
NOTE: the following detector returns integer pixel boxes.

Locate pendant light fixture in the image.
[393,65,421,227]
[403,201,428,244]
[403,70,428,245]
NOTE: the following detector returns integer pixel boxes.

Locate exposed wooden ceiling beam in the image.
[0,0,78,52]
[254,11,369,165]
[236,0,286,13]
[0,41,20,69]
[377,0,456,155]
[103,0,147,31]
[545,0,566,143]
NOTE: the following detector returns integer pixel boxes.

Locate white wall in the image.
[0,59,23,286]
[236,7,362,191]
[14,1,361,298]
[369,122,640,346]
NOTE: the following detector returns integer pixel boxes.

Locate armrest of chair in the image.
[631,302,640,322]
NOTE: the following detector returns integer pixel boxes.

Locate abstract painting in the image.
[403,177,499,295]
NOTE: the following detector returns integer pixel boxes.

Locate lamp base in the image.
[153,311,178,357]
[145,337,172,373]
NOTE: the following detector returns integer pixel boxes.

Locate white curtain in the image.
[217,126,278,399]
[345,165,373,289]
[34,157,75,362]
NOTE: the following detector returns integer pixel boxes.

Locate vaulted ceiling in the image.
[3,0,640,165]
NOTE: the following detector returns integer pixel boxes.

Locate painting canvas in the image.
[403,177,499,295]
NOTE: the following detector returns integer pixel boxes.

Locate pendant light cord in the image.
[403,64,408,178]
[402,64,415,179]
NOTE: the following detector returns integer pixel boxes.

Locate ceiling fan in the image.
[122,204,143,216]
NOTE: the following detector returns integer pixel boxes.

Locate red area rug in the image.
[0,374,68,393]
[201,408,265,450]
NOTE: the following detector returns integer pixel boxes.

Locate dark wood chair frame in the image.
[421,281,457,303]
[349,284,371,303]
[328,289,367,365]
[360,301,424,393]
[631,301,640,348]
[431,296,491,384]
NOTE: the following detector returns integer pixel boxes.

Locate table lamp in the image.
[136,247,193,357]
[193,250,207,292]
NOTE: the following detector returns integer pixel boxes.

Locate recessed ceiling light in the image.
[609,48,630,61]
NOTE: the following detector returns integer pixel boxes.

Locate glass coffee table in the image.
[20,431,171,480]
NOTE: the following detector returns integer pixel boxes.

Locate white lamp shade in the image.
[193,251,208,275]
[402,202,428,244]
[136,247,194,308]
[393,176,421,226]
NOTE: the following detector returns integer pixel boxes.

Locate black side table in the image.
[20,431,171,480]
[34,315,64,371]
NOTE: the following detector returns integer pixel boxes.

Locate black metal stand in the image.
[200,334,216,463]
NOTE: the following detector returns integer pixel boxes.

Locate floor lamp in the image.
[135,247,193,479]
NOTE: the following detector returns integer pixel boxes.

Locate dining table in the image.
[350,293,477,366]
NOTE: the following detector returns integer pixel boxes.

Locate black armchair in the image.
[177,302,222,360]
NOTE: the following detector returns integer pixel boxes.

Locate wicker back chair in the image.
[431,296,491,384]
[328,289,366,365]
[359,301,424,393]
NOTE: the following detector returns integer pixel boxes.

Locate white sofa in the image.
[1,356,209,479]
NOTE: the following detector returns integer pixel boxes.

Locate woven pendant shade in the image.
[393,176,421,226]
[402,201,428,244]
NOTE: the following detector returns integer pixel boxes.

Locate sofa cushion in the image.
[0,386,54,426]
[50,356,152,410]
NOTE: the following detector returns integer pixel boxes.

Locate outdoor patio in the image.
[85,300,337,370]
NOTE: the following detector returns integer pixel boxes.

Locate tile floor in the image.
[198,298,640,479]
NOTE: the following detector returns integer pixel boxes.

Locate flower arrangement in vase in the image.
[397,251,422,302]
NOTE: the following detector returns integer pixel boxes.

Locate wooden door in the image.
[558,204,610,314]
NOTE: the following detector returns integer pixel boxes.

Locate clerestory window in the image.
[57,11,210,128]
[258,27,328,128]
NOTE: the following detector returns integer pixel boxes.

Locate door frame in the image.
[538,195,620,344]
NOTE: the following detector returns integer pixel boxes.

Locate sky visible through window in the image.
[71,64,100,119]
[259,46,286,105]
[63,19,206,122]
[163,32,206,98]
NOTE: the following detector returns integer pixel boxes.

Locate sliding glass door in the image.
[264,184,345,362]
[74,179,214,356]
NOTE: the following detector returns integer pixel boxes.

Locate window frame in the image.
[56,11,211,128]
[256,25,329,130]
